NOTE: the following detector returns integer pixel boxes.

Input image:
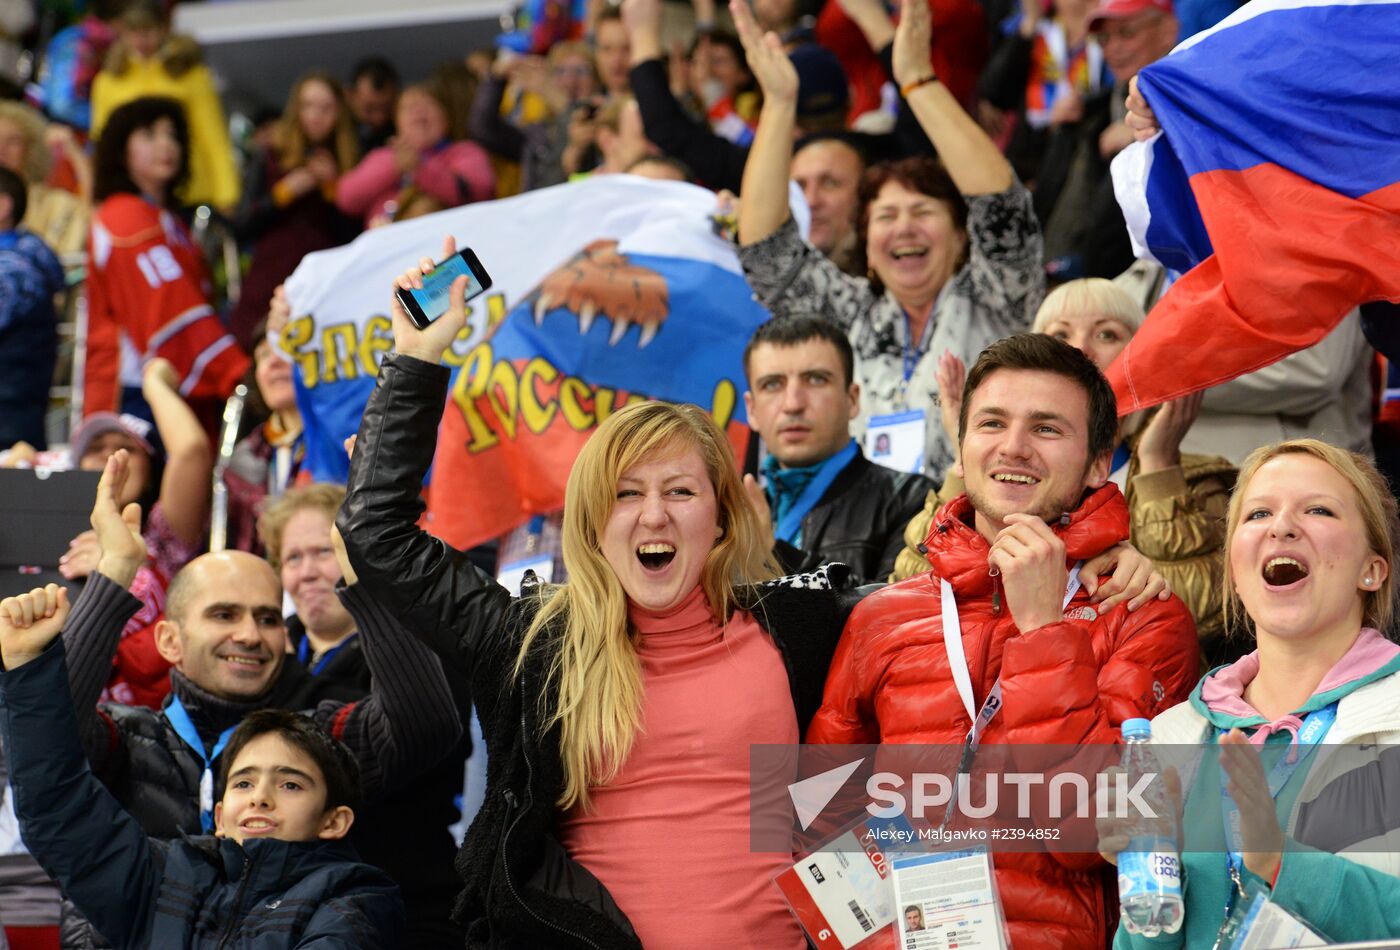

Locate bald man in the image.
[52,453,460,946]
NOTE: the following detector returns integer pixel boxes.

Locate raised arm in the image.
[143,358,213,546]
[313,524,462,800]
[835,0,895,56]
[623,0,751,191]
[59,453,149,767]
[0,591,163,950]
[734,0,800,247]
[336,238,515,677]
[893,0,1012,195]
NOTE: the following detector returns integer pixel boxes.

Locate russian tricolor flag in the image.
[1106,0,1400,414]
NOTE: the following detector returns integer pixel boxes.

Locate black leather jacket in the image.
[772,452,934,584]
[339,354,869,949]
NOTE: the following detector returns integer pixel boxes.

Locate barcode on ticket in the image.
[848,900,874,933]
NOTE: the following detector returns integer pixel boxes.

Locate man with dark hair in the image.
[51,453,461,947]
[790,134,867,274]
[0,165,64,449]
[808,333,1199,950]
[349,56,400,153]
[742,316,933,583]
[0,598,405,945]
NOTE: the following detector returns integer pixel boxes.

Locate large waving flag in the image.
[1106,0,1400,414]
[282,176,779,549]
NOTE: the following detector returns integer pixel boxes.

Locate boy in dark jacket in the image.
[0,584,404,948]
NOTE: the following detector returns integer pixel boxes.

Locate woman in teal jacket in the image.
[1101,438,1400,947]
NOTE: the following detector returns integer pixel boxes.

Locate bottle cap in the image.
[1121,718,1151,739]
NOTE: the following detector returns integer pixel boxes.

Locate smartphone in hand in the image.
[395,248,493,329]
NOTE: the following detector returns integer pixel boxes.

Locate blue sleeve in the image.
[0,642,163,949]
[1270,847,1400,941]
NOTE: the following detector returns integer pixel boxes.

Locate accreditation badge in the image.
[890,848,1009,949]
[865,409,926,475]
[1225,892,1326,949]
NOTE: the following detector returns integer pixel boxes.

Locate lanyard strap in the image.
[1218,705,1337,876]
[164,695,236,833]
[940,563,1083,765]
[900,289,948,385]
[297,632,358,676]
[772,440,859,544]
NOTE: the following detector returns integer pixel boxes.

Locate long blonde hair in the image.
[1223,439,1399,636]
[274,72,359,174]
[514,401,779,810]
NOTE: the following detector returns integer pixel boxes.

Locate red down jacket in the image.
[807,485,1199,950]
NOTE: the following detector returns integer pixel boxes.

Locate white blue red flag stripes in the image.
[1106,0,1400,414]
[281,176,789,548]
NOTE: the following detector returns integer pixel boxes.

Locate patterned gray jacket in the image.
[739,184,1044,482]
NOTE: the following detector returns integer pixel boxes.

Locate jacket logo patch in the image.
[1064,606,1098,622]
[1152,680,1165,704]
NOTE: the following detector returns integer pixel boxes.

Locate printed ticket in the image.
[775,815,917,948]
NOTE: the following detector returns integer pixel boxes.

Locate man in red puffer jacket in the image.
[808,334,1199,950]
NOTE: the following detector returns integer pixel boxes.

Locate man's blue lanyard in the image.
[1217,704,1337,900]
[901,308,935,384]
[297,633,358,676]
[772,440,859,544]
[164,695,236,833]
[296,635,358,679]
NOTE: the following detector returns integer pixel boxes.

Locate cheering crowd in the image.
[0,0,1397,946]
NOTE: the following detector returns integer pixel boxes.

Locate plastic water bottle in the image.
[1116,719,1184,937]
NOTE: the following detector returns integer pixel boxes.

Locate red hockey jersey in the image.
[85,194,248,415]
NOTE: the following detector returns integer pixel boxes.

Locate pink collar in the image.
[1202,628,1399,745]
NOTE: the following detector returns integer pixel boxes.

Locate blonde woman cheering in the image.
[337,238,867,949]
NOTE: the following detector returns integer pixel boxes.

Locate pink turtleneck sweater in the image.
[556,586,805,949]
